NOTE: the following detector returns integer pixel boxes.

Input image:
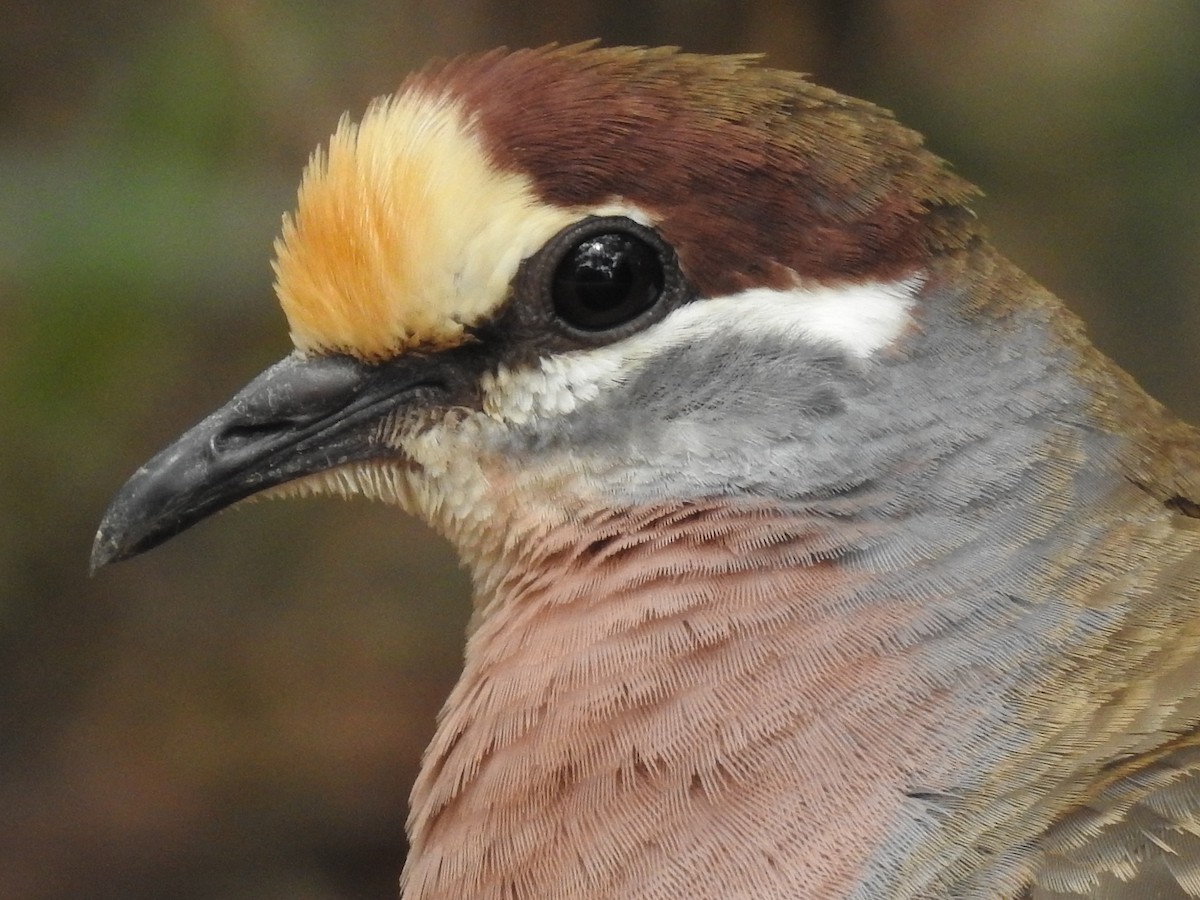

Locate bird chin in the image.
[253,459,423,512]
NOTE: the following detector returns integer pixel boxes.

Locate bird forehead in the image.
[272,91,591,361]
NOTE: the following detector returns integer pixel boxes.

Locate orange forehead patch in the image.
[272,91,581,360]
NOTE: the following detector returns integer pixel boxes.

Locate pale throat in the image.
[400,498,977,899]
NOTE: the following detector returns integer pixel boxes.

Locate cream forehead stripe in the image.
[273,92,587,360]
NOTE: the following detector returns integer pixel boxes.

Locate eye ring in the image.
[523,216,690,343]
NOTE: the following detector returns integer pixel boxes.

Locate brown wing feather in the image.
[1028,470,1200,898]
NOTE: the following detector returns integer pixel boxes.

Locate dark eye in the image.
[551,231,665,330]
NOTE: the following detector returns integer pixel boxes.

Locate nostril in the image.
[209,419,299,456]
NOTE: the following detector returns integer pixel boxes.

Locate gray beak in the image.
[91,351,456,571]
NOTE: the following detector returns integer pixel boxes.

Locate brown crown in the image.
[413,44,981,296]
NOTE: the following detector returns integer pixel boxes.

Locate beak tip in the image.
[89,525,125,575]
[90,495,148,573]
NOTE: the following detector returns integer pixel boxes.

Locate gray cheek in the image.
[494,291,1088,516]
[584,338,855,452]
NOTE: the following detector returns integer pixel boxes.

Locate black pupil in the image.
[552,232,664,330]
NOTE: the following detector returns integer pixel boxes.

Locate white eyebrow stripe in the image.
[480,274,923,425]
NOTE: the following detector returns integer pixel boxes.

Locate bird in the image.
[91,44,1200,899]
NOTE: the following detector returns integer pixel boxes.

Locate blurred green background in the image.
[1,2,1197,898]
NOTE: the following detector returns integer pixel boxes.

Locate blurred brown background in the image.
[1,2,1197,898]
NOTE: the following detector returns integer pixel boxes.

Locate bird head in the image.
[93,44,1086,601]
[91,45,1200,898]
